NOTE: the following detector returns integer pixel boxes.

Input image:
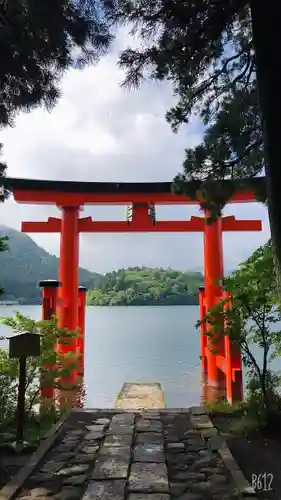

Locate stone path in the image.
[8,409,248,500]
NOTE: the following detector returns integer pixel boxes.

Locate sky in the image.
[0,28,270,274]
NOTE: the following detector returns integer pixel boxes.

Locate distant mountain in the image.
[0,225,102,304]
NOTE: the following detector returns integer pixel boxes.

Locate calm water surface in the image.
[0,305,202,407]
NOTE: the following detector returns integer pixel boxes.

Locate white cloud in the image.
[0,28,270,274]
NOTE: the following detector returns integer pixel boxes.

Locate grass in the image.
[204,399,264,437]
[0,411,60,449]
[205,396,281,438]
[204,399,244,416]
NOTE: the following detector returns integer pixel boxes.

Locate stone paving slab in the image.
[135,419,163,432]
[127,496,170,500]
[102,433,133,447]
[83,480,126,500]
[128,462,169,492]
[91,455,130,479]
[133,443,165,462]
[0,408,259,500]
[135,432,164,445]
[99,445,131,459]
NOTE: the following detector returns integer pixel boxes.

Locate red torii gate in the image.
[3,177,263,405]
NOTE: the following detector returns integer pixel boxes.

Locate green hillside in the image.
[0,225,101,304]
[87,267,203,306]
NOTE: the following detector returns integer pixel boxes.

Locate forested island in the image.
[87,267,203,306]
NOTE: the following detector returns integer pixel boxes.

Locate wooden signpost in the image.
[9,332,41,446]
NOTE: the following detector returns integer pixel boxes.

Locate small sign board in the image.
[9,332,41,359]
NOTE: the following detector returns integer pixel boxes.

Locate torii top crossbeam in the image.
[2,177,265,205]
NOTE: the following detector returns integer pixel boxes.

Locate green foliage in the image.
[205,399,243,415]
[0,234,8,252]
[207,399,265,437]
[112,1,258,180]
[0,0,114,128]
[1,412,58,450]
[110,1,272,224]
[0,312,80,435]
[0,225,101,303]
[0,143,8,198]
[0,233,8,296]
[229,413,263,437]
[200,241,281,428]
[87,266,204,306]
[0,1,115,220]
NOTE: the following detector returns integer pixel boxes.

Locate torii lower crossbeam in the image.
[22,215,261,233]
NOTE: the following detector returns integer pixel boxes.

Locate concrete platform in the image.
[115,382,165,409]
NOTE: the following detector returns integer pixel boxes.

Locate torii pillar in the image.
[22,207,81,406]
[57,207,80,407]
[195,212,261,401]
[204,212,225,388]
[58,207,79,346]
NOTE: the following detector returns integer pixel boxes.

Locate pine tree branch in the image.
[223,137,263,169]
[188,50,246,100]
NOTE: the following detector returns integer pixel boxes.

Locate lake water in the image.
[0,305,202,408]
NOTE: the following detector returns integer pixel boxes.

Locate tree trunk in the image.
[250,0,281,300]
